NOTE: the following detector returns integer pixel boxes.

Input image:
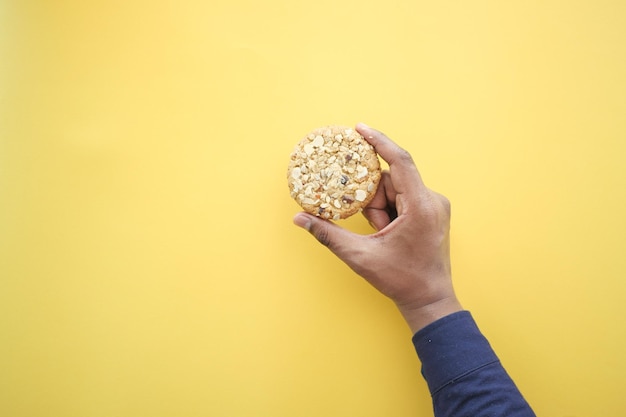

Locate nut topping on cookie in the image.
[287,125,381,220]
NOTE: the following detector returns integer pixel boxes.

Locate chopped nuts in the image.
[355,189,367,202]
[288,125,381,219]
[312,135,324,147]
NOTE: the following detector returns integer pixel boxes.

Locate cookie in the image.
[287,125,381,220]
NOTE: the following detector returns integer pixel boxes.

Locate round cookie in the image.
[287,125,381,220]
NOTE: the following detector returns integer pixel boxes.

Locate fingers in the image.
[293,212,363,258]
[355,123,425,195]
[362,207,391,232]
[362,172,395,231]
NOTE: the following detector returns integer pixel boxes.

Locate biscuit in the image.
[287,125,381,220]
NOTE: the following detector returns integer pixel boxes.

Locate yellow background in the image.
[2,1,625,416]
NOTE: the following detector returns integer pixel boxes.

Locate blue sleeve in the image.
[412,311,536,417]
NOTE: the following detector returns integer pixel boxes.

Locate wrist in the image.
[397,296,463,334]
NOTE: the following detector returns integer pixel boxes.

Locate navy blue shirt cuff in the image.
[412,310,499,395]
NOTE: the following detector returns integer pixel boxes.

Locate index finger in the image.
[355,123,425,194]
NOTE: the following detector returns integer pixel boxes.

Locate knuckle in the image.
[396,148,414,165]
[418,191,451,222]
[312,224,332,248]
[438,194,451,217]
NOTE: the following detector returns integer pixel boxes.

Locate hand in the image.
[293,123,462,333]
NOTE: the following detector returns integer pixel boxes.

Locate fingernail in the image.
[293,213,312,231]
[356,122,370,130]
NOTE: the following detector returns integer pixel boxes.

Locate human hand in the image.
[293,123,462,333]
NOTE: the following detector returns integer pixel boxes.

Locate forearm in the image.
[413,311,536,417]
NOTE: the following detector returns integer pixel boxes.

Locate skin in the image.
[293,123,463,334]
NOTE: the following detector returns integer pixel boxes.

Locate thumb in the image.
[293,212,362,259]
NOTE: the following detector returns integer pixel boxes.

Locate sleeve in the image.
[412,311,536,417]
